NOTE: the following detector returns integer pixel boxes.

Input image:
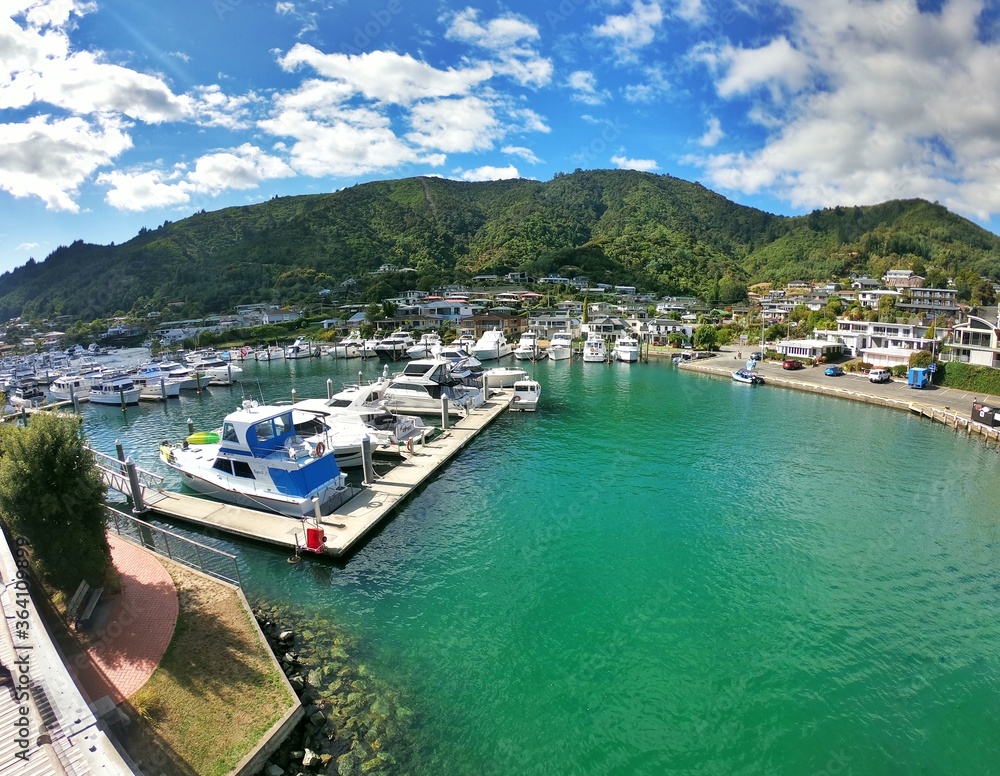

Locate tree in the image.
[693,323,718,350]
[0,413,112,595]
[909,350,933,368]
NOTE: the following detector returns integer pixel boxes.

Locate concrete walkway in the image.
[70,534,179,705]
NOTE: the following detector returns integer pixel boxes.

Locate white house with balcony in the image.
[946,314,1000,367]
[526,311,582,338]
[897,287,961,318]
[857,289,904,309]
[812,318,938,367]
[882,269,925,288]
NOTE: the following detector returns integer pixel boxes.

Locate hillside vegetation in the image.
[4,170,1000,321]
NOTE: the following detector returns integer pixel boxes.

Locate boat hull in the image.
[90,387,142,405]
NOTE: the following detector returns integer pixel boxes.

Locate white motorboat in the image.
[89,372,142,405]
[382,357,485,415]
[612,335,640,363]
[130,363,187,396]
[482,365,528,388]
[512,331,547,361]
[285,339,316,359]
[582,332,607,363]
[358,339,380,359]
[375,331,416,361]
[49,373,92,402]
[407,332,442,359]
[325,331,363,359]
[256,345,285,362]
[547,331,573,361]
[472,328,512,361]
[157,360,206,390]
[732,368,765,385]
[159,400,350,517]
[509,378,541,412]
[188,355,244,384]
[8,380,46,408]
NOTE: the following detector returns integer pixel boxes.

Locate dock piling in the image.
[187,418,194,435]
[125,457,147,514]
[361,436,375,486]
[441,396,450,430]
[326,378,333,401]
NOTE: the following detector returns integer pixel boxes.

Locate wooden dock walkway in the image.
[101,389,514,558]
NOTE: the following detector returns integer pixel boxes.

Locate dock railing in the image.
[105,506,243,587]
[91,447,165,494]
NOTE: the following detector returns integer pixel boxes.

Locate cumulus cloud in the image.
[443,7,552,87]
[456,164,520,182]
[699,116,723,147]
[502,145,541,164]
[0,114,131,211]
[17,242,39,250]
[594,0,664,60]
[612,154,659,172]
[567,71,609,105]
[98,144,294,211]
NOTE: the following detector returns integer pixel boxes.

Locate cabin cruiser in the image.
[382,357,485,415]
[509,378,541,412]
[256,345,285,361]
[407,332,442,359]
[513,331,546,361]
[582,332,607,363]
[89,372,142,405]
[188,354,244,384]
[375,331,416,361]
[472,328,512,361]
[482,365,528,388]
[285,339,316,359]
[8,380,46,408]
[547,331,573,361]
[611,335,640,363]
[160,400,350,517]
[49,373,92,401]
[157,360,205,390]
[130,363,186,396]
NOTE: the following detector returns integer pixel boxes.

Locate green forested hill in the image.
[4,170,1000,321]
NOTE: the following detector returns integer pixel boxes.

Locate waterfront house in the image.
[526,311,582,339]
[944,313,1000,367]
[775,338,844,360]
[812,318,938,366]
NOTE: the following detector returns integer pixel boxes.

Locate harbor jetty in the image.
[97,388,515,557]
[678,353,1000,447]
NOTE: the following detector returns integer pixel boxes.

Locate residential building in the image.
[896,287,961,317]
[857,289,904,309]
[945,313,1000,367]
[813,318,938,366]
[526,311,582,338]
[882,269,925,289]
[775,339,844,359]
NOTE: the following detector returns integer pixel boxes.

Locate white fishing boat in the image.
[611,335,640,363]
[472,328,512,361]
[512,331,547,361]
[547,331,573,361]
[732,367,765,385]
[582,332,607,363]
[159,400,350,517]
[49,373,92,402]
[482,365,529,388]
[509,378,541,412]
[89,372,142,405]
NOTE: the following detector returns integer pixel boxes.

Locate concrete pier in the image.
[100,389,514,558]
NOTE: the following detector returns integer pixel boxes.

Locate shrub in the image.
[935,361,1000,395]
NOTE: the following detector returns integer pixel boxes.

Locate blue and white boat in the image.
[159,400,350,517]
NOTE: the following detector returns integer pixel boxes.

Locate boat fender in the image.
[406,437,414,454]
[314,441,326,457]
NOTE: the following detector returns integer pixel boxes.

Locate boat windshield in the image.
[222,422,238,442]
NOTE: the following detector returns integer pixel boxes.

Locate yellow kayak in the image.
[186,431,221,445]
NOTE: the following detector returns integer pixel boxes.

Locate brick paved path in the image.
[71,534,179,704]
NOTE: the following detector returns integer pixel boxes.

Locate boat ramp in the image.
[97,389,515,558]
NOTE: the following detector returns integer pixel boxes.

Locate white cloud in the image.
[699,117,723,147]
[443,7,552,87]
[0,114,131,211]
[692,0,1000,222]
[407,96,498,153]
[457,164,520,182]
[98,144,295,211]
[674,0,706,24]
[17,242,39,250]
[611,154,659,172]
[502,145,541,164]
[623,65,671,103]
[594,1,664,60]
[567,71,609,105]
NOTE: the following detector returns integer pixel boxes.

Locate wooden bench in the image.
[66,580,90,623]
[75,585,104,631]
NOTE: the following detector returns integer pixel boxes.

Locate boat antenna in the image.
[256,378,266,405]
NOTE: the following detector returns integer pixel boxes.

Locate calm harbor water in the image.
[83,354,1000,774]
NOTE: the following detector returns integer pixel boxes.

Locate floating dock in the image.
[99,389,514,558]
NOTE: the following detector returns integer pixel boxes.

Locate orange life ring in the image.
[314,441,326,457]
[512,395,520,402]
[406,437,414,453]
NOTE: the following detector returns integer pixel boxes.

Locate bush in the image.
[935,361,1000,395]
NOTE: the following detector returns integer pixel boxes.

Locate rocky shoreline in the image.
[252,603,413,776]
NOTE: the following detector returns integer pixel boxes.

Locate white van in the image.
[868,368,892,383]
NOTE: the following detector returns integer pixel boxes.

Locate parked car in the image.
[868,368,892,383]
[782,359,805,370]
[750,352,763,361]
[824,365,844,376]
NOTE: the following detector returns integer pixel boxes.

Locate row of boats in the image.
[158,353,541,518]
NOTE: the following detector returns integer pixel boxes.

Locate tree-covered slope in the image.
[3,170,999,321]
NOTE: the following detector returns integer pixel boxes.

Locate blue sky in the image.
[4,0,1000,275]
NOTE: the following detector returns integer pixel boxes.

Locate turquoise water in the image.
[83,356,1000,774]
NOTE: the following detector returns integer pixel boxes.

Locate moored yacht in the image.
[407,332,442,359]
[382,357,485,415]
[89,372,142,405]
[375,331,416,361]
[611,335,640,363]
[509,378,541,412]
[472,328,512,361]
[513,330,547,361]
[547,331,573,361]
[582,332,607,363]
[49,373,91,401]
[159,400,350,517]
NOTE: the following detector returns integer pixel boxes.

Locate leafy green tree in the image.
[909,350,933,368]
[924,268,949,289]
[694,323,718,350]
[0,413,112,595]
